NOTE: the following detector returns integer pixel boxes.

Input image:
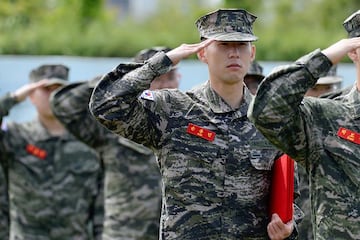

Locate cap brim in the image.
[205,32,258,42]
[44,78,68,87]
[316,76,342,85]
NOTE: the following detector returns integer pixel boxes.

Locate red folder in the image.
[269,154,294,223]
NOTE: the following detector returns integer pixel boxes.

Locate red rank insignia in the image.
[26,144,47,160]
[186,123,215,142]
[337,127,360,145]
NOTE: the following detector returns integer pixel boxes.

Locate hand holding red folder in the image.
[269,154,294,223]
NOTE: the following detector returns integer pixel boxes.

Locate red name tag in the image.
[337,127,360,145]
[26,144,47,160]
[186,123,215,142]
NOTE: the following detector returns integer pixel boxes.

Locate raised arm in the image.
[248,37,360,164]
[50,78,110,148]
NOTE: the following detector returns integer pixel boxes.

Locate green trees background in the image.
[0,0,358,61]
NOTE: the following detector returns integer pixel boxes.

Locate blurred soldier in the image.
[305,65,342,97]
[51,47,180,240]
[244,60,265,94]
[0,162,9,240]
[296,65,343,239]
[89,9,299,240]
[248,10,360,240]
[0,64,104,240]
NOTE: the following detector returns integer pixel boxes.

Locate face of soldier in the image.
[305,84,335,97]
[149,69,181,90]
[198,40,255,86]
[29,84,63,118]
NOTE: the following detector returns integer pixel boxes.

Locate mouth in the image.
[226,63,241,69]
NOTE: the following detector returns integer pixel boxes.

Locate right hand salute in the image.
[12,79,50,102]
[321,36,360,65]
[166,38,214,66]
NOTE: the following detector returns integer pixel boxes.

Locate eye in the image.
[217,41,228,46]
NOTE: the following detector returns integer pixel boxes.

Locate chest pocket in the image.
[247,139,279,171]
[323,135,360,187]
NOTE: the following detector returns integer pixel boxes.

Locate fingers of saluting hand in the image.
[13,79,51,102]
[166,38,215,65]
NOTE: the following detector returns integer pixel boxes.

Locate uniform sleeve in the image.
[89,52,173,148]
[0,93,18,127]
[248,49,332,164]
[0,93,18,159]
[50,80,110,148]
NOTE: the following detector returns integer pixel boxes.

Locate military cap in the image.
[343,10,360,38]
[246,61,264,81]
[195,9,258,42]
[133,46,172,63]
[317,65,342,85]
[29,64,69,86]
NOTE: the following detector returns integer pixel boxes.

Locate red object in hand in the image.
[269,154,294,223]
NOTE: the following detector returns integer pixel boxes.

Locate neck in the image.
[38,115,66,136]
[210,80,244,109]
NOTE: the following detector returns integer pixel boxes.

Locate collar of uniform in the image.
[201,81,251,117]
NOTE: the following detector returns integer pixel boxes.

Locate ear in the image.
[197,48,207,64]
[250,44,256,61]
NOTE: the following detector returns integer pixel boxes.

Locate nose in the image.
[228,45,241,58]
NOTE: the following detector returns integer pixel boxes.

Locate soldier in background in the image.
[305,65,343,97]
[244,60,265,95]
[89,9,299,240]
[248,10,360,240]
[0,64,104,240]
[50,47,180,240]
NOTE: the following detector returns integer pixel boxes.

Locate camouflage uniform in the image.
[0,160,9,240]
[50,78,161,240]
[0,92,104,240]
[89,49,302,239]
[248,49,360,240]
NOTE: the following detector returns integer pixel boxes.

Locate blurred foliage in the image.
[0,0,359,61]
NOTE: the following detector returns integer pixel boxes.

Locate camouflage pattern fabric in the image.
[50,79,161,240]
[89,52,300,239]
[248,49,360,240]
[0,93,104,240]
[0,162,9,240]
[295,166,313,239]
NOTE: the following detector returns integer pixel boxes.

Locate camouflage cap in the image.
[133,46,172,63]
[195,9,258,42]
[317,65,342,85]
[343,10,360,38]
[246,61,264,80]
[29,64,69,86]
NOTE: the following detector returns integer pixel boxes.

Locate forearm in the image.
[51,82,107,147]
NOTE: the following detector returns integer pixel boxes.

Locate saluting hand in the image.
[166,38,214,66]
[267,213,294,240]
[12,79,50,102]
[321,36,360,65]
